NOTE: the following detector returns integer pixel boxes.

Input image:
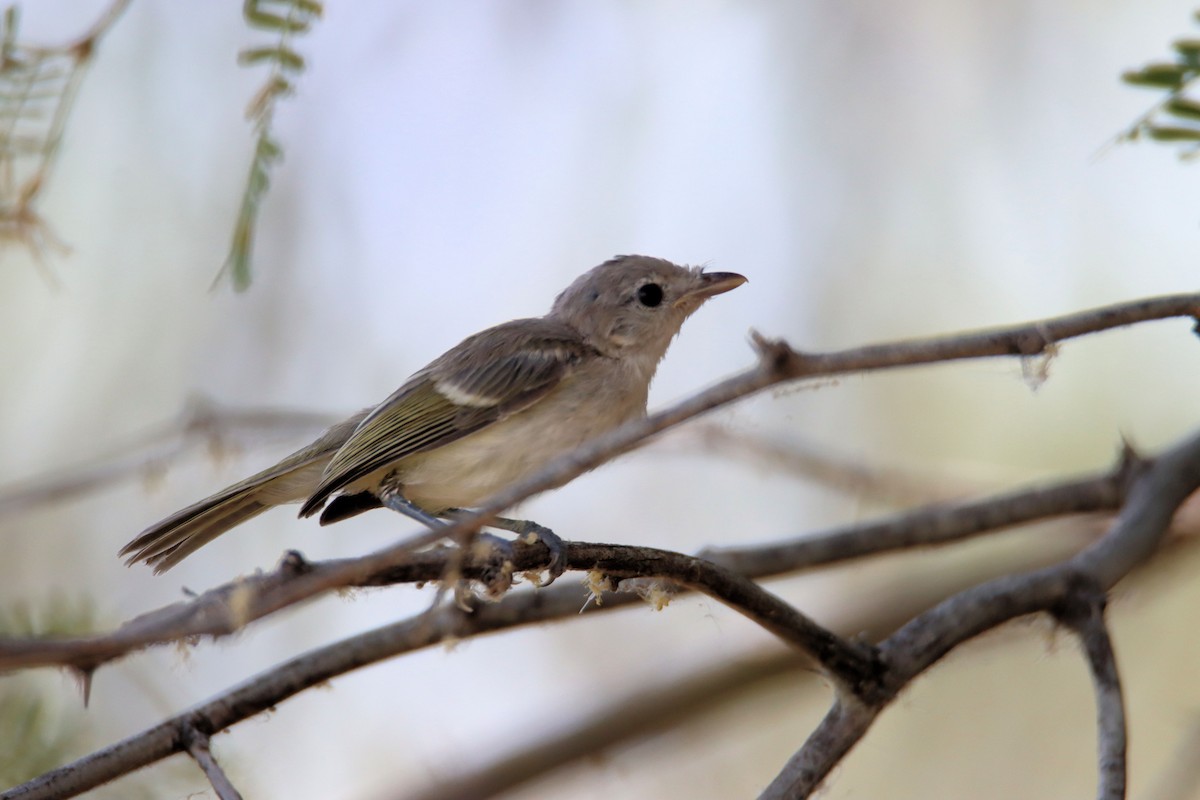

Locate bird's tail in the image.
[121,409,370,573]
[120,460,325,574]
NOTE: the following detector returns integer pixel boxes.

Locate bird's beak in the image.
[676,271,747,307]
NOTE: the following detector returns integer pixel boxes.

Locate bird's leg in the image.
[445,510,566,587]
[377,487,515,595]
[377,488,449,530]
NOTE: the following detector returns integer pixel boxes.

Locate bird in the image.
[120,255,746,574]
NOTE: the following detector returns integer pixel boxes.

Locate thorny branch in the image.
[2,291,1199,799]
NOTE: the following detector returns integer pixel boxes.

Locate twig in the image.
[5,509,1130,800]
[1,590,601,800]
[1054,589,1126,800]
[759,697,877,800]
[182,726,243,800]
[74,0,134,48]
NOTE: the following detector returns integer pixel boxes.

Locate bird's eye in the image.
[636,283,664,307]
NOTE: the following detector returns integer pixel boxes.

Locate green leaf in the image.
[224,0,322,291]
[2,6,19,62]
[1122,62,1190,89]
[1165,96,1200,121]
[1145,124,1200,141]
[238,45,306,71]
[1173,38,1200,65]
[256,133,282,161]
[293,0,324,15]
[244,0,319,33]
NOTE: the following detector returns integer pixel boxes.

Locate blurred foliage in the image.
[0,2,130,282]
[1121,9,1200,158]
[216,0,324,293]
[0,674,202,799]
[0,597,199,797]
[0,595,94,787]
[0,594,97,638]
[0,683,84,787]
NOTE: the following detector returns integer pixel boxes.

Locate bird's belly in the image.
[397,398,639,511]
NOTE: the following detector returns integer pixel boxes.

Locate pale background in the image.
[2,1,1200,798]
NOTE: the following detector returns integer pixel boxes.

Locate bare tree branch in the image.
[763,426,1200,798]
[1,586,613,800]
[3,291,1191,673]
[3,291,1198,799]
[0,457,1131,674]
[5,432,1193,800]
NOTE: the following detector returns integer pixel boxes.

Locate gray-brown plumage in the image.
[121,255,745,573]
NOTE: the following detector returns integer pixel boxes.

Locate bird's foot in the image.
[489,517,566,587]
[442,509,566,588]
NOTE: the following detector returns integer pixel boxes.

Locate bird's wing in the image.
[298,319,593,517]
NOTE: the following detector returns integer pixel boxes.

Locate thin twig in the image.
[411,519,1110,800]
[182,725,244,800]
[1054,589,1127,800]
[75,0,134,48]
[758,697,877,800]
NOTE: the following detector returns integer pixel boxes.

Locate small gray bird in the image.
[121,255,746,573]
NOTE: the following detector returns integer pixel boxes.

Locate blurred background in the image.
[2,1,1200,798]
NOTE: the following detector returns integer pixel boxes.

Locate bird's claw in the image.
[513,521,566,587]
[445,510,567,588]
